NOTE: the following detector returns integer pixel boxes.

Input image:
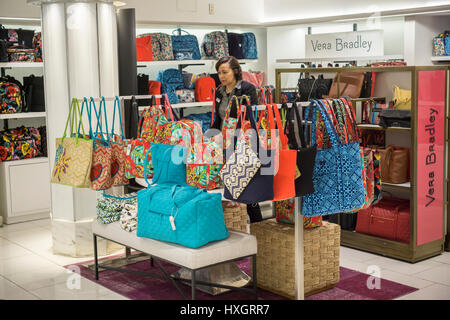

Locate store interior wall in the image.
[266,17,405,87]
[404,15,450,65]
[262,0,450,22]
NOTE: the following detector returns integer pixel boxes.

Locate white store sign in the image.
[305,30,384,59]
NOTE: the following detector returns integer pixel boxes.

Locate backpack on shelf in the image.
[32,32,42,62]
[195,76,215,102]
[226,32,245,60]
[157,68,185,104]
[0,39,7,62]
[23,74,45,112]
[201,31,228,60]
[0,76,24,114]
[7,45,36,62]
[136,34,153,61]
[151,33,174,61]
[171,29,201,60]
[242,32,258,59]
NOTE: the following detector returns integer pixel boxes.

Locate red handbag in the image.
[268,104,297,201]
[136,34,153,61]
[355,197,410,243]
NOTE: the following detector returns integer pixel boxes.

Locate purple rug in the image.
[66,257,418,300]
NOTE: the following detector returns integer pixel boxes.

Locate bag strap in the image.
[312,100,341,147]
[270,103,288,150]
[62,98,76,141]
[291,101,308,148]
[163,94,175,121]
[77,97,92,138]
[111,95,125,140]
[93,96,110,145]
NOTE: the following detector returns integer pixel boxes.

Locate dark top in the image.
[211,80,258,129]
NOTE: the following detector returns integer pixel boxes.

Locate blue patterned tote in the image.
[301,100,365,217]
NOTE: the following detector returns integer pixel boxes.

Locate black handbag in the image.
[297,74,332,102]
[38,125,47,157]
[0,39,7,62]
[223,104,274,204]
[16,29,35,49]
[137,73,149,95]
[379,109,411,128]
[359,72,373,98]
[23,75,45,112]
[226,32,245,59]
[247,203,263,223]
[284,102,317,196]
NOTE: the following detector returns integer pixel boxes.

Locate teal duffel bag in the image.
[137,183,228,248]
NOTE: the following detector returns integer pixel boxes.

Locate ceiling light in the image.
[113,1,127,6]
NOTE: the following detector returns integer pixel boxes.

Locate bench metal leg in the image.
[125,247,131,261]
[93,234,99,280]
[191,269,196,300]
[252,254,258,300]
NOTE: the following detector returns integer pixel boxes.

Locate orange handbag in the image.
[267,104,297,201]
[136,34,153,61]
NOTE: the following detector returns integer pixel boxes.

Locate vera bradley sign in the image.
[305,30,384,59]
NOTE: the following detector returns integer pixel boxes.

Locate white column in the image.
[35,0,118,257]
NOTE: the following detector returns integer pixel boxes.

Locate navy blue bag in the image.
[223,104,274,204]
[171,29,201,61]
[242,32,258,59]
[157,68,185,104]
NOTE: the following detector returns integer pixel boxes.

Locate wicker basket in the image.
[250,219,340,298]
[222,201,248,233]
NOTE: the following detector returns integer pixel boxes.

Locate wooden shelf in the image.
[357,124,411,131]
[0,62,43,68]
[0,112,46,120]
[276,55,404,64]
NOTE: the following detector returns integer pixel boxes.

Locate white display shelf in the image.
[0,62,44,68]
[357,124,411,131]
[0,112,46,120]
[138,101,213,112]
[0,157,49,166]
[276,55,404,64]
[381,181,411,189]
[431,56,450,62]
[137,59,258,68]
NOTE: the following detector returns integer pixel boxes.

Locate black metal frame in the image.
[93,234,258,300]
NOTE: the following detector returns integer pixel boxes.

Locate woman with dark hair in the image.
[211,56,258,129]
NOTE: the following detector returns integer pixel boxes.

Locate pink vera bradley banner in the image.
[417,70,445,246]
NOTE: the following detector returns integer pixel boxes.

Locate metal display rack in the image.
[275,65,449,263]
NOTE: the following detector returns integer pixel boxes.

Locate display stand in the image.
[275,66,448,263]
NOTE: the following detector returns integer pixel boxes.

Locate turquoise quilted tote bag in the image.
[137,183,228,248]
[301,99,365,217]
[150,143,187,185]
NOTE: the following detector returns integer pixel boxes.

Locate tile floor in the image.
[1,218,449,300]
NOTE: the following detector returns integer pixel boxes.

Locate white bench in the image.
[92,219,258,300]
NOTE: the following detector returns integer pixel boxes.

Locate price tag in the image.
[169,216,176,231]
[126,144,132,156]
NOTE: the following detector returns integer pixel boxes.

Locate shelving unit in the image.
[0,61,50,224]
[137,59,258,68]
[276,55,404,64]
[275,65,449,263]
[0,112,46,120]
[431,56,450,62]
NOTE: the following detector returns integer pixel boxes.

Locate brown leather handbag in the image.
[377,145,410,184]
[328,72,365,98]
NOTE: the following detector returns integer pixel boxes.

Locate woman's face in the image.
[218,62,236,87]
